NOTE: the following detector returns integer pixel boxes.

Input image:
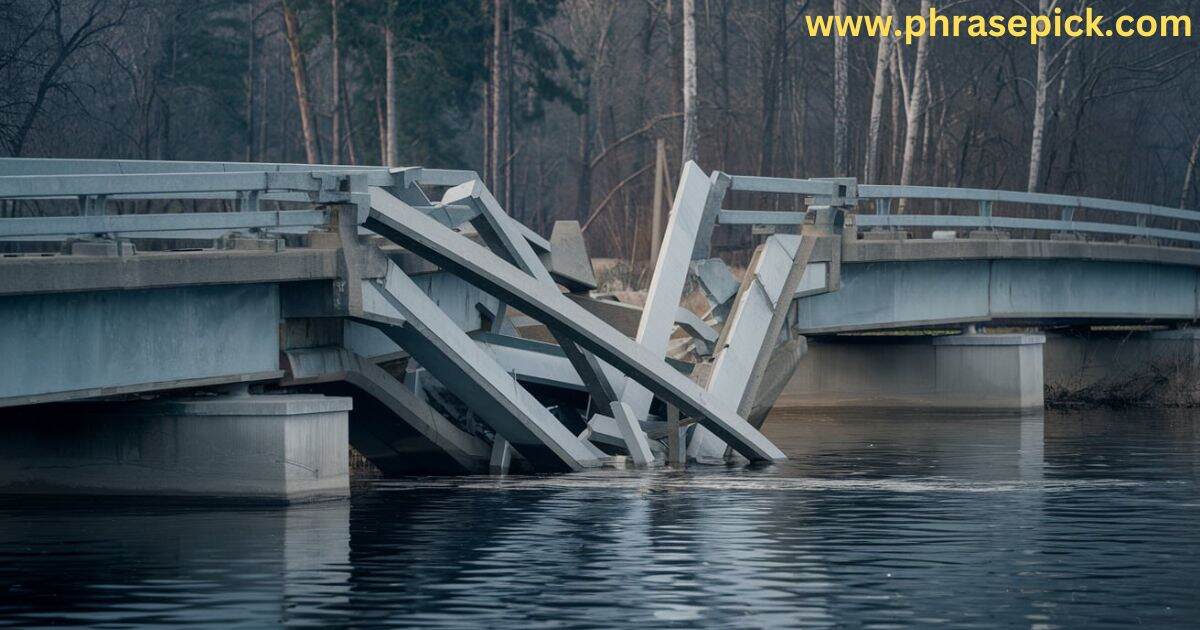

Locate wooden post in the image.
[650,138,667,265]
[666,404,685,467]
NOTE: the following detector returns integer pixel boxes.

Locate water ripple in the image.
[0,408,1195,628]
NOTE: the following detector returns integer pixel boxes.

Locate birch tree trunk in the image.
[502,4,513,211]
[282,0,320,164]
[757,0,786,176]
[330,0,341,164]
[898,0,932,212]
[889,49,903,181]
[681,0,699,164]
[864,0,894,183]
[384,3,398,167]
[576,82,592,223]
[340,74,357,165]
[1182,131,1200,208]
[375,92,386,164]
[832,0,849,176]
[244,3,256,161]
[490,0,508,199]
[1026,0,1050,192]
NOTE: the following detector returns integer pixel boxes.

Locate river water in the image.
[0,407,1196,628]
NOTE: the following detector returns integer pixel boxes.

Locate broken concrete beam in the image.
[282,346,491,474]
[542,220,597,292]
[365,187,786,463]
[688,234,816,461]
[355,262,604,472]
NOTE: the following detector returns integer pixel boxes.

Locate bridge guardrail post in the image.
[808,177,855,237]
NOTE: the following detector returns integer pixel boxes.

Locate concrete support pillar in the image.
[0,394,351,503]
[780,333,1045,412]
[931,333,1045,411]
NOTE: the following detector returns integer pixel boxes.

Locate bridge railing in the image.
[5,158,1199,247]
[0,159,476,239]
[716,174,1200,246]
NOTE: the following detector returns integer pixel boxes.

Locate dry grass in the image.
[1047,358,1200,409]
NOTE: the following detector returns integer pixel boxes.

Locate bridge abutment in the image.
[0,394,351,503]
[780,333,1045,412]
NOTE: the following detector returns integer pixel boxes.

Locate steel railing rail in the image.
[717,172,1200,246]
[854,214,1200,244]
[5,160,1196,247]
[728,175,843,197]
[0,159,485,239]
[0,169,372,238]
[0,157,477,186]
[0,171,386,199]
[857,184,1200,224]
[0,210,331,238]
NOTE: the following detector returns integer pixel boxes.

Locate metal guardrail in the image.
[0,159,480,239]
[3,159,1197,247]
[718,173,1200,246]
[0,157,477,186]
[0,210,331,238]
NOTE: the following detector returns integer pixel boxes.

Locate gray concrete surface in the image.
[780,333,1045,412]
[796,258,1199,334]
[0,394,351,502]
[0,283,283,406]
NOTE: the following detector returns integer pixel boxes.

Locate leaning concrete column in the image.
[621,162,718,420]
[688,234,817,462]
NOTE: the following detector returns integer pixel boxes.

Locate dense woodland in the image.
[3,0,1200,259]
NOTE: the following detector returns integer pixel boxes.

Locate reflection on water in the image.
[0,408,1197,628]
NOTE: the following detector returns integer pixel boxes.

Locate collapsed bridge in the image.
[1,158,1198,501]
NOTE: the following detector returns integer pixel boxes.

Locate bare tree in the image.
[898,0,932,210]
[1,0,128,156]
[281,0,320,163]
[832,0,848,176]
[486,0,510,200]
[1026,0,1051,191]
[864,0,894,183]
[680,0,698,164]
[330,0,341,165]
[384,0,398,166]
[1182,131,1200,208]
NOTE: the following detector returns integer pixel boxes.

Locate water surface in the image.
[0,408,1197,628]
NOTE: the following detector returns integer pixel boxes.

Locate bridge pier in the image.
[0,394,351,503]
[780,332,1045,412]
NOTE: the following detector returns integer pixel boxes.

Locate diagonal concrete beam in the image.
[283,346,490,474]
[688,234,817,461]
[355,262,603,472]
[444,179,556,285]
[445,178,636,444]
[366,188,786,462]
[609,401,655,466]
